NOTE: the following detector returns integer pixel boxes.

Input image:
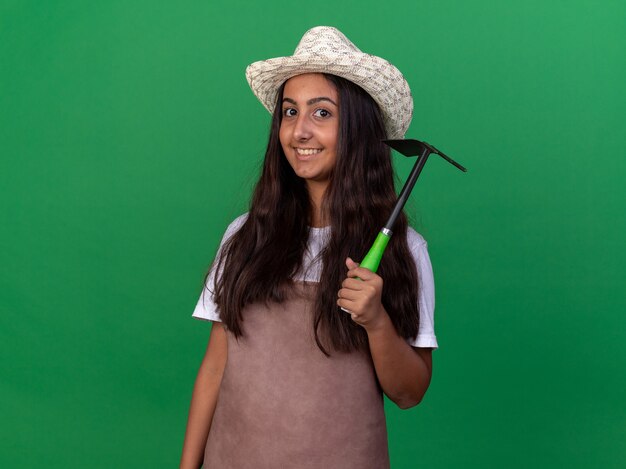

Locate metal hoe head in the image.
[383,139,467,172]
[381,139,467,232]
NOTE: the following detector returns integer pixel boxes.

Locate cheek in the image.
[279,125,290,150]
[327,128,339,154]
[279,134,297,170]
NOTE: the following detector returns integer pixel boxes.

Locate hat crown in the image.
[293,26,362,57]
[246,26,413,139]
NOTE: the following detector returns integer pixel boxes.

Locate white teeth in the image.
[295,148,322,156]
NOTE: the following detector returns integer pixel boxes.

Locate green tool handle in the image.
[342,230,391,310]
[359,229,392,273]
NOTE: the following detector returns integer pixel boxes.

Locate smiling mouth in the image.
[295,148,323,156]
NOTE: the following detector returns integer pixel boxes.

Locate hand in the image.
[337,257,388,332]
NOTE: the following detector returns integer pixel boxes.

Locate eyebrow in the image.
[282,96,338,106]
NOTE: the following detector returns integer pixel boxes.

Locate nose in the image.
[293,113,312,141]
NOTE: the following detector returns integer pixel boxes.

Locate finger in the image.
[337,297,357,312]
[345,257,360,270]
[341,278,363,291]
[342,277,371,291]
[347,266,378,281]
[337,288,361,301]
[338,301,357,320]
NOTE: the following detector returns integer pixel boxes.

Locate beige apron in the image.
[203,282,390,468]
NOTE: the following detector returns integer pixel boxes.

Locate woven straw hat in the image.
[245,26,413,139]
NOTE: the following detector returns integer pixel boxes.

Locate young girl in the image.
[180,26,437,469]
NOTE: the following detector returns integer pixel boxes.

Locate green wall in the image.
[1,1,624,467]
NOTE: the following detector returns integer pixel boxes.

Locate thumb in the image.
[346,257,360,269]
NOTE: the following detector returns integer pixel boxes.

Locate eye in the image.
[283,108,297,117]
[313,108,331,118]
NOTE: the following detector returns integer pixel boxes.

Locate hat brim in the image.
[246,53,413,139]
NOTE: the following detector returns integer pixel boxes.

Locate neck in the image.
[306,180,328,227]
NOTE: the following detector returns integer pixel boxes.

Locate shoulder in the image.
[406,226,428,252]
[213,213,249,250]
[223,213,249,238]
[406,226,432,273]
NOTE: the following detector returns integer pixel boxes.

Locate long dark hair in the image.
[209,73,419,355]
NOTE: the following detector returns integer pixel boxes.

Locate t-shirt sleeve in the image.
[191,214,248,323]
[407,229,438,349]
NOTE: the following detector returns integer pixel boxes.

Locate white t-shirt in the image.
[192,213,438,349]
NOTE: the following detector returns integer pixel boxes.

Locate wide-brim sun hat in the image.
[245,26,413,140]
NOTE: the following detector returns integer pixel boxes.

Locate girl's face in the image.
[279,73,339,191]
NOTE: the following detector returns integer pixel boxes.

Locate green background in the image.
[2,0,624,467]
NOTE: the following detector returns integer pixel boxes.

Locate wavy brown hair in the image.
[209,73,419,355]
